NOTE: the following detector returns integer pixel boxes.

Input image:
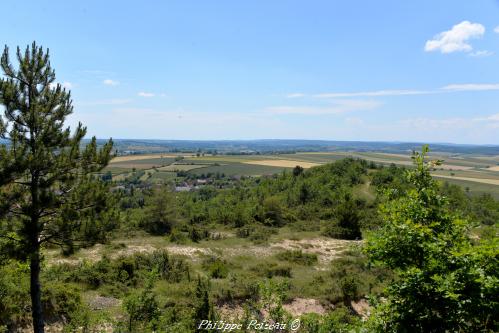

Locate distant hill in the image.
[2,138,498,155]
[100,139,499,156]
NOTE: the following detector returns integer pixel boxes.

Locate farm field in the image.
[242,159,320,168]
[104,151,499,197]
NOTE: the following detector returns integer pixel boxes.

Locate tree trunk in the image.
[30,249,45,333]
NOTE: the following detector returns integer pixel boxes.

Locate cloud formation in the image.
[103,79,119,86]
[290,83,499,99]
[313,90,430,98]
[425,21,485,53]
[495,26,499,34]
[49,81,73,89]
[441,83,499,91]
[266,100,381,115]
[469,50,494,57]
[138,92,155,97]
[286,93,306,98]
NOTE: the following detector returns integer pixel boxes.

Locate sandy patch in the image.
[351,299,370,319]
[487,166,499,172]
[47,243,212,265]
[283,298,328,316]
[87,295,121,310]
[243,160,320,168]
[218,304,246,321]
[47,237,357,267]
[270,238,357,264]
[433,174,499,186]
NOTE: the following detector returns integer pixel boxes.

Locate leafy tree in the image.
[0,43,113,332]
[323,194,362,240]
[123,275,160,332]
[292,165,304,177]
[141,189,177,235]
[365,146,498,332]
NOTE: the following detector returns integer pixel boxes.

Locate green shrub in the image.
[275,250,318,266]
[300,306,361,332]
[42,282,83,323]
[169,229,188,244]
[123,279,160,332]
[236,224,277,244]
[203,257,229,279]
[188,226,210,242]
[150,250,190,283]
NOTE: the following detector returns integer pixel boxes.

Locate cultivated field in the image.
[105,151,499,197]
[243,159,321,168]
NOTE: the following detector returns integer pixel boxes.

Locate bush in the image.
[203,257,229,279]
[140,190,177,235]
[169,229,188,244]
[188,226,210,243]
[123,279,160,332]
[42,282,83,323]
[275,250,318,266]
[322,196,362,240]
[323,223,361,240]
[236,224,277,244]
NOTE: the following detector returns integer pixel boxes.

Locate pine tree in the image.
[0,43,114,332]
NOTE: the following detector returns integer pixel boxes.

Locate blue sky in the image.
[2,1,499,144]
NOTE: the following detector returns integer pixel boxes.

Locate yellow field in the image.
[243,159,321,168]
[110,154,178,163]
[433,174,499,186]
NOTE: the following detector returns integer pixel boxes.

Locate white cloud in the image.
[286,93,305,98]
[494,26,499,34]
[49,81,73,89]
[313,89,430,98]
[441,83,499,91]
[400,117,472,130]
[425,21,485,53]
[469,50,494,57]
[298,83,499,100]
[75,99,132,107]
[474,113,499,122]
[265,100,381,115]
[138,92,155,97]
[487,113,499,121]
[103,79,119,86]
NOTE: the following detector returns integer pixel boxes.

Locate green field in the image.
[105,151,499,196]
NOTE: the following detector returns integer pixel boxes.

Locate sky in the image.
[1,1,499,144]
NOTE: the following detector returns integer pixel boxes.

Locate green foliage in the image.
[300,306,361,333]
[0,42,114,332]
[44,250,190,296]
[258,279,290,324]
[0,261,85,330]
[194,277,216,332]
[203,257,229,279]
[123,276,160,332]
[275,250,318,266]
[323,194,363,240]
[365,145,499,332]
[140,189,177,235]
[235,224,277,244]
